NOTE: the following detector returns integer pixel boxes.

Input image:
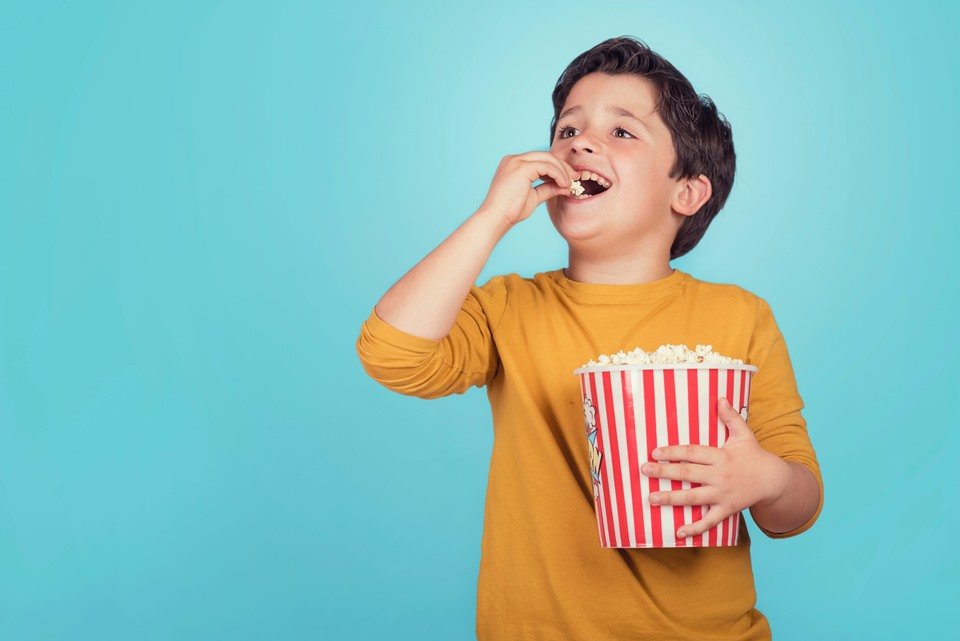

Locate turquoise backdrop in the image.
[2,1,957,639]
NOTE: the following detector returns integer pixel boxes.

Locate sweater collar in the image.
[547,267,688,304]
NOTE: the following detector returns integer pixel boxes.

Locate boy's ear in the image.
[672,174,712,217]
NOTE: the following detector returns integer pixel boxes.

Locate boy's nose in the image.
[571,138,596,154]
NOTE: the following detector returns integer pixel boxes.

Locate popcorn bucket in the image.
[572,363,758,548]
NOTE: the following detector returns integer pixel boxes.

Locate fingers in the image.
[641,460,712,484]
[532,179,568,204]
[517,151,578,186]
[505,156,569,192]
[676,507,730,539]
[530,160,572,189]
[649,487,712,507]
[650,444,718,464]
[525,161,575,209]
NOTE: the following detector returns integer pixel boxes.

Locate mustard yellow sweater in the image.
[355,267,824,641]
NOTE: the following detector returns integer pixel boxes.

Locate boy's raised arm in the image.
[374,209,511,340]
[373,152,578,340]
[356,152,578,399]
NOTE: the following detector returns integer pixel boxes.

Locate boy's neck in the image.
[564,252,674,285]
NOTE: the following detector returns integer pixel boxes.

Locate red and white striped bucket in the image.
[573,363,758,548]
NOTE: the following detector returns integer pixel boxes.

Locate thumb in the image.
[535,180,570,203]
[718,397,750,437]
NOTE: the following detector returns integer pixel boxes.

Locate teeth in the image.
[576,170,611,189]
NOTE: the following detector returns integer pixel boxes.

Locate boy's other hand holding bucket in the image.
[640,397,790,539]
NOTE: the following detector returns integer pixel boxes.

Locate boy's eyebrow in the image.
[558,105,651,131]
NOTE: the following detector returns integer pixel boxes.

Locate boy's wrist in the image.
[472,207,514,238]
[754,454,793,510]
[750,459,820,535]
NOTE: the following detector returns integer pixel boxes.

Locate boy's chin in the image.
[548,206,607,241]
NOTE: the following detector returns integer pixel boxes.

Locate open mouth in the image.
[566,177,611,202]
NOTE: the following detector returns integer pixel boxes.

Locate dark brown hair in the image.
[549,36,736,260]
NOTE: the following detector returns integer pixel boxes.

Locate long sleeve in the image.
[746,296,824,539]
[355,274,511,399]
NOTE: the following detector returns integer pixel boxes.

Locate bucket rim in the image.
[573,363,758,375]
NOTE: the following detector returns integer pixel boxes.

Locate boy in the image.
[356,36,823,641]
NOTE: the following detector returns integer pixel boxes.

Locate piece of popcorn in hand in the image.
[569,180,585,196]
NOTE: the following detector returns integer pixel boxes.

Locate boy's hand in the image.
[479,152,578,229]
[639,397,791,539]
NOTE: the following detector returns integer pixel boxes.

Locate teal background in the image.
[2,1,957,639]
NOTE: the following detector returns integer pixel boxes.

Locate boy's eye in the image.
[557,125,634,140]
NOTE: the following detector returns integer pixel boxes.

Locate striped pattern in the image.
[577,365,755,548]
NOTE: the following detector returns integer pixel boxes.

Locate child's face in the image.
[546,72,687,255]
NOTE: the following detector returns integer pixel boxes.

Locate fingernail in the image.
[651,448,661,457]
[677,529,687,538]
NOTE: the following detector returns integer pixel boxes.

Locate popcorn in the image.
[569,180,586,196]
[580,344,744,368]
